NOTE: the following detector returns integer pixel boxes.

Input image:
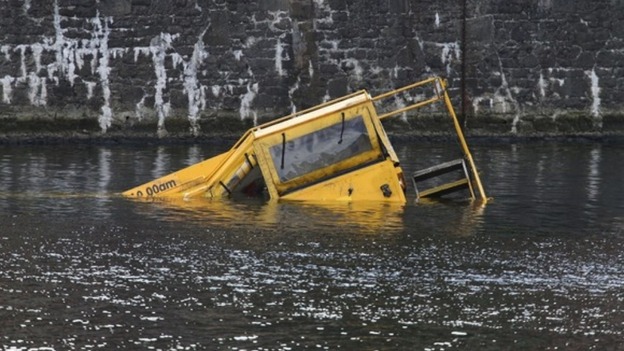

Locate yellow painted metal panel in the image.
[281,160,406,203]
[123,131,258,200]
[122,151,229,198]
[366,104,400,164]
[253,102,385,197]
[253,92,371,139]
[196,134,257,199]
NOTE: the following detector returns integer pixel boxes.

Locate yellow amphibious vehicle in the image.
[123,77,487,204]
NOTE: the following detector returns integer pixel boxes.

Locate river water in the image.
[0,140,623,350]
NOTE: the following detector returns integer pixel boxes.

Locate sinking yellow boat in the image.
[123,77,487,204]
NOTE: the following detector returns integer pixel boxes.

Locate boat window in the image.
[269,115,372,182]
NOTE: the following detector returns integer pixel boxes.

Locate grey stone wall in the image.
[0,0,623,137]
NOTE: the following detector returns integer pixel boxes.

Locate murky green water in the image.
[0,141,623,350]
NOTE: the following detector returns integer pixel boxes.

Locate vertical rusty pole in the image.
[460,0,467,126]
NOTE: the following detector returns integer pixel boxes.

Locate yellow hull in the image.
[122,151,230,198]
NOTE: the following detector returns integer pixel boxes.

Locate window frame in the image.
[254,104,384,197]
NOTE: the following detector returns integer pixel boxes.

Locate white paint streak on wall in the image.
[85,81,96,99]
[135,94,147,120]
[341,58,363,81]
[497,72,512,114]
[438,42,460,76]
[109,47,127,59]
[471,96,487,116]
[149,33,177,135]
[275,37,284,77]
[182,27,210,135]
[133,47,150,62]
[394,95,408,122]
[92,13,113,132]
[23,0,31,14]
[497,70,522,133]
[322,90,330,103]
[211,85,221,97]
[233,50,243,61]
[15,45,28,80]
[1,76,15,103]
[288,76,300,114]
[1,45,11,61]
[244,37,257,48]
[170,53,183,69]
[74,44,86,72]
[31,43,44,73]
[240,81,259,124]
[587,68,601,119]
[538,72,547,98]
[52,0,75,85]
[471,58,521,133]
[27,72,46,106]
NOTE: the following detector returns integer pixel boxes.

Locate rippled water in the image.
[1,141,623,350]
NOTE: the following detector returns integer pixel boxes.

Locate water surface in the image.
[0,141,623,350]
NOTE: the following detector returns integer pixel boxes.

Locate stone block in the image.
[327,0,346,11]
[99,0,132,16]
[327,76,348,98]
[131,0,150,5]
[289,0,314,20]
[603,113,624,131]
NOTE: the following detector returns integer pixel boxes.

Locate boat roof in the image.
[253,91,371,139]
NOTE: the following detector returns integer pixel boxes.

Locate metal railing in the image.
[372,77,488,201]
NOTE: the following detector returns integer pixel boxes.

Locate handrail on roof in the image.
[372,76,445,120]
[371,76,441,102]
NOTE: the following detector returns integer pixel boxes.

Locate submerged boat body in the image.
[123,77,487,204]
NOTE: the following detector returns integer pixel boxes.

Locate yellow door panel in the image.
[281,160,406,203]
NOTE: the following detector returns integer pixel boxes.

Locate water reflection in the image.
[186,144,203,166]
[131,197,407,234]
[152,146,171,179]
[1,142,624,349]
[125,195,490,240]
[0,142,622,236]
[473,142,624,236]
[586,145,601,204]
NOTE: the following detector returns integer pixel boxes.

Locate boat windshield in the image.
[269,115,373,182]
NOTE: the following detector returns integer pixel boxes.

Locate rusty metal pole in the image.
[460,0,467,127]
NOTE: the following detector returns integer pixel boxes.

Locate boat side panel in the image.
[182,134,257,199]
[280,160,406,203]
[121,152,230,198]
